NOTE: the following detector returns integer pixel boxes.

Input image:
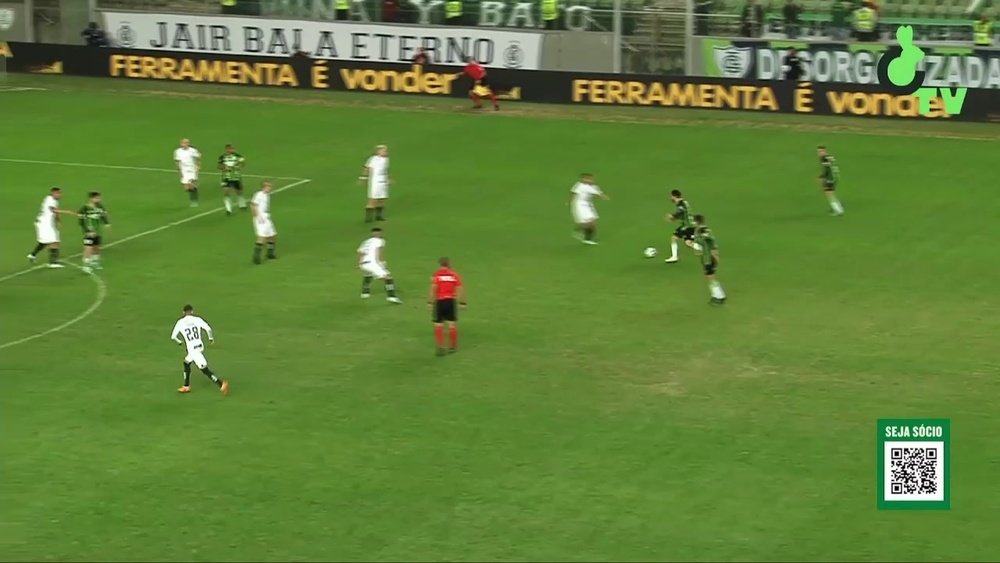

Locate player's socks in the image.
[29,242,45,258]
[201,367,223,387]
[252,243,263,264]
[830,198,844,215]
[583,227,594,241]
[385,278,398,298]
[375,207,385,221]
[471,93,482,108]
[224,197,233,214]
[489,93,499,109]
[365,207,375,222]
[434,325,444,347]
[238,196,247,209]
[266,240,277,259]
[183,362,192,387]
[362,275,373,295]
[48,248,59,264]
[669,241,679,260]
[189,188,199,204]
[449,326,458,350]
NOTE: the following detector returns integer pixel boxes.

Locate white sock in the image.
[670,241,679,259]
[224,197,233,213]
[710,280,726,299]
[691,242,703,252]
[830,198,843,214]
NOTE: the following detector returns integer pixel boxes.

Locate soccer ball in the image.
[643,247,658,258]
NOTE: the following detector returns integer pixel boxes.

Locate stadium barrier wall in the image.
[4,42,999,122]
[694,37,1000,89]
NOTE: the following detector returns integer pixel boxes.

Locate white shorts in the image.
[181,170,198,185]
[368,181,389,200]
[184,348,208,369]
[254,216,277,238]
[360,261,390,280]
[572,203,597,224]
[35,221,59,244]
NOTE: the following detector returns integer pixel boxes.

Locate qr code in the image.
[884,442,944,501]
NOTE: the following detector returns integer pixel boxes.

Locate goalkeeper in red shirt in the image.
[453,56,499,110]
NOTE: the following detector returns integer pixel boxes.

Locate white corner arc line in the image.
[0,158,305,181]
[0,178,310,285]
[0,178,311,349]
[0,263,107,351]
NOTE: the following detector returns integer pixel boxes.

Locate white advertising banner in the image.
[101,12,542,70]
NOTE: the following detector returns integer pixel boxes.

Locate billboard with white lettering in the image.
[694,37,1000,90]
[101,12,543,70]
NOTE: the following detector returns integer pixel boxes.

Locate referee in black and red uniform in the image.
[453,56,499,111]
[428,257,466,356]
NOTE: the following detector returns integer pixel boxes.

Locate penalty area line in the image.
[0,157,307,181]
[0,177,310,350]
[0,263,107,351]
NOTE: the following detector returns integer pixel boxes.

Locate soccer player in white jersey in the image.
[27,187,75,268]
[170,304,229,395]
[357,227,402,303]
[173,138,201,208]
[360,144,391,223]
[569,173,609,245]
[251,181,278,265]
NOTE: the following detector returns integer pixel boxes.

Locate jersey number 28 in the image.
[183,327,200,341]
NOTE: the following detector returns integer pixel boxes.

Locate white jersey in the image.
[37,195,58,225]
[173,146,201,172]
[251,190,271,216]
[171,314,214,354]
[357,236,385,265]
[571,182,603,206]
[366,155,389,187]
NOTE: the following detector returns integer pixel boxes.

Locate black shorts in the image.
[222,179,243,192]
[433,299,458,323]
[83,235,102,247]
[702,258,718,276]
[823,180,836,191]
[674,226,695,241]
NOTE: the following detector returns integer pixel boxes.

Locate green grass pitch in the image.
[1,76,998,562]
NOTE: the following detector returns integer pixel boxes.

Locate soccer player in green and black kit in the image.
[79,191,110,274]
[817,145,844,216]
[664,189,702,263]
[218,144,246,216]
[693,214,727,304]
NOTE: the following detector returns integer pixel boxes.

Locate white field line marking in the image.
[0,158,304,180]
[0,263,107,351]
[0,87,48,92]
[0,178,310,285]
[0,178,310,350]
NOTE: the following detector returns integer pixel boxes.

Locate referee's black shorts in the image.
[433,299,457,323]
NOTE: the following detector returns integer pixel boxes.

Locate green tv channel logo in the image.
[877,26,968,116]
